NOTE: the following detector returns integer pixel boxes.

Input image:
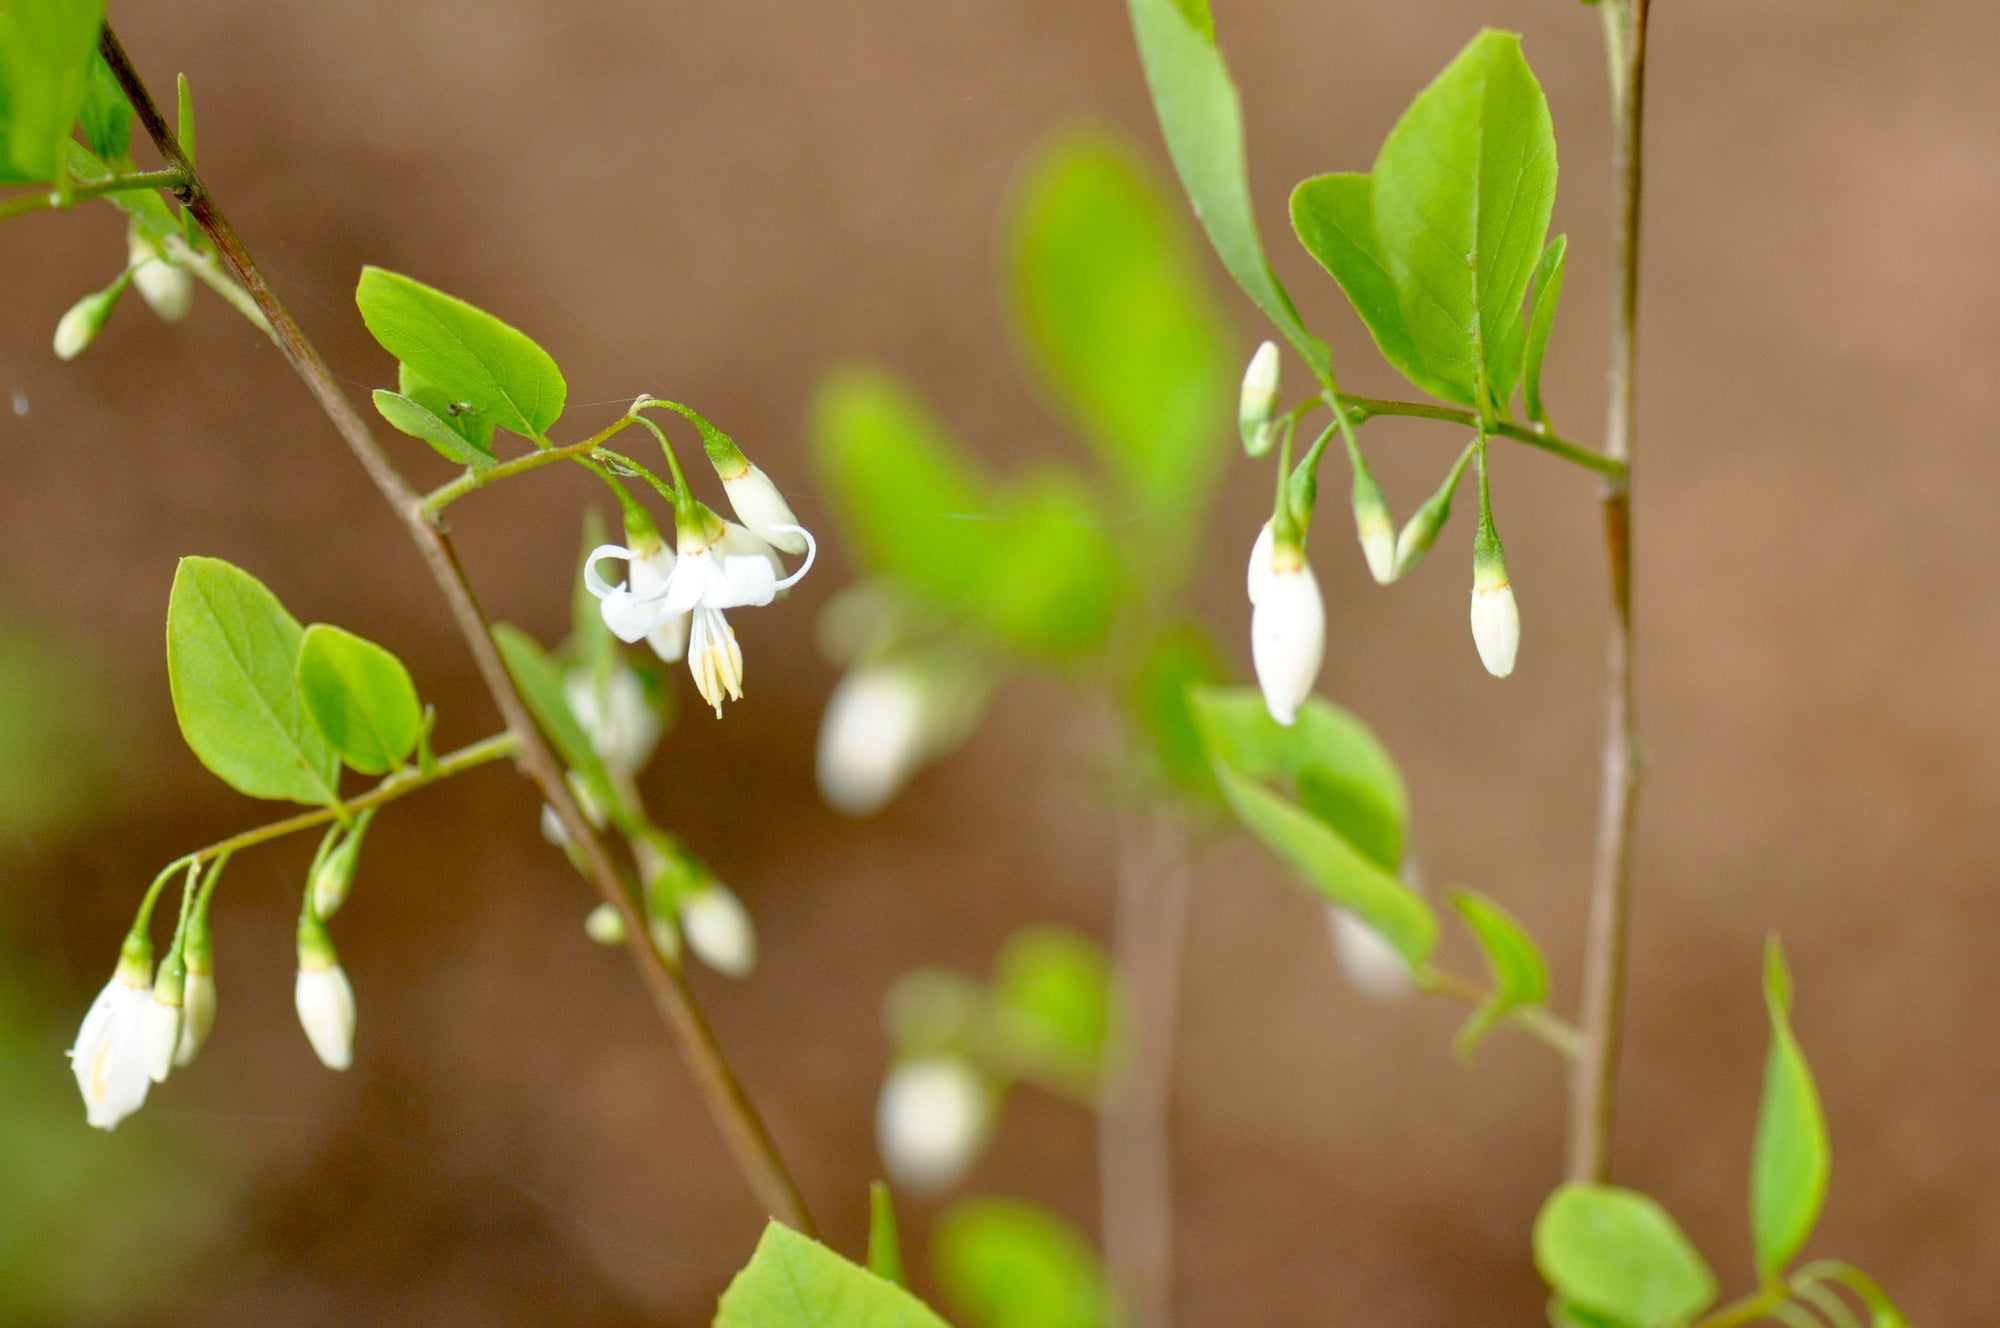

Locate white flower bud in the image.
[681,885,756,978]
[175,966,216,1067]
[876,1055,992,1195]
[539,803,570,847]
[1326,906,1416,1002]
[140,983,184,1084]
[817,664,931,816]
[1470,560,1520,678]
[68,960,156,1130]
[723,464,809,556]
[128,234,194,322]
[53,287,119,361]
[1238,340,1281,452]
[1357,506,1396,586]
[294,933,356,1072]
[564,665,661,774]
[584,902,627,946]
[1248,525,1325,727]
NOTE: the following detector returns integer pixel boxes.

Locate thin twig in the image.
[98,24,815,1235]
[1568,0,1649,1186]
[0,167,184,223]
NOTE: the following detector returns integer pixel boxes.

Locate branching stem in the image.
[99,24,815,1236]
[0,167,184,223]
[1283,392,1625,479]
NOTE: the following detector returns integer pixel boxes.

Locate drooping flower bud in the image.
[1350,464,1396,585]
[817,664,931,817]
[876,1055,993,1195]
[128,232,193,322]
[311,812,371,919]
[176,958,216,1067]
[1393,442,1475,579]
[1238,340,1281,456]
[141,949,187,1084]
[1247,521,1325,727]
[681,884,757,978]
[723,464,809,557]
[294,913,356,1071]
[53,281,125,361]
[584,902,628,946]
[68,933,156,1130]
[1470,450,1519,678]
[1326,857,1423,1002]
[564,664,661,775]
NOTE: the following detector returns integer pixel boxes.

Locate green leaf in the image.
[714,1222,951,1328]
[1190,688,1431,965]
[934,1198,1112,1328]
[1371,29,1557,407]
[867,1182,906,1289]
[0,0,106,183]
[810,365,1121,661]
[399,362,498,455]
[1125,0,1329,383]
[989,927,1114,1095]
[491,623,615,815]
[174,72,194,164]
[1009,130,1232,515]
[1447,888,1550,1058]
[354,267,565,438]
[166,557,340,805]
[371,389,493,469]
[1524,235,1567,425]
[1534,1184,1718,1328]
[76,52,129,162]
[1124,623,1226,802]
[1549,1301,1639,1328]
[1290,173,1461,405]
[1751,937,1831,1279]
[295,624,422,776]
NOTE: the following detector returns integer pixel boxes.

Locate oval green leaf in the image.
[1448,887,1550,1059]
[490,622,615,819]
[0,0,107,184]
[371,389,492,468]
[355,267,565,438]
[296,624,422,776]
[715,1222,950,1328]
[1534,1184,1718,1328]
[1751,936,1831,1278]
[167,557,339,804]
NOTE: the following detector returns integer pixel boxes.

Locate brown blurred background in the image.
[2,0,1995,1322]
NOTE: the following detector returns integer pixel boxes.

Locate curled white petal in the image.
[817,665,931,817]
[295,962,356,1071]
[681,886,757,978]
[70,973,156,1130]
[582,544,636,601]
[771,525,816,591]
[876,1056,992,1195]
[1251,561,1325,727]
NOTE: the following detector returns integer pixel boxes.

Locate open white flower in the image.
[876,1055,993,1195]
[1247,521,1325,727]
[564,664,661,774]
[585,516,814,716]
[69,961,156,1130]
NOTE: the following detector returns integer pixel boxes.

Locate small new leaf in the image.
[867,1182,907,1289]
[355,267,566,439]
[1750,936,1831,1279]
[167,557,340,805]
[372,389,494,469]
[715,1222,950,1328]
[1524,235,1567,425]
[1533,1184,1718,1328]
[1447,888,1550,1059]
[296,624,423,776]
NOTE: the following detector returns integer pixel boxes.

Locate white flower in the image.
[1470,562,1520,678]
[564,664,661,773]
[1239,340,1281,451]
[876,1055,992,1195]
[140,985,184,1084]
[1247,522,1325,727]
[817,665,931,816]
[295,956,356,1071]
[69,965,155,1130]
[681,885,757,978]
[175,965,216,1068]
[129,233,192,322]
[723,464,810,556]
[584,517,815,716]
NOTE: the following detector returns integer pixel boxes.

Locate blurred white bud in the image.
[128,233,193,322]
[1326,907,1416,1002]
[682,885,757,978]
[564,664,661,774]
[295,920,356,1071]
[1248,522,1325,727]
[817,664,930,817]
[53,286,120,361]
[539,803,570,847]
[876,1055,992,1195]
[584,902,628,946]
[723,464,810,556]
[1470,559,1520,678]
[1238,340,1281,452]
[68,955,155,1130]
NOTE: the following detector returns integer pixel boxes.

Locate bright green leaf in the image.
[1124,623,1226,803]
[1010,131,1232,517]
[1534,1184,1718,1328]
[1549,1301,1639,1328]
[0,0,106,183]
[1290,173,1462,405]
[934,1198,1112,1328]
[355,267,565,438]
[1751,936,1831,1279]
[174,72,194,164]
[1524,234,1568,425]
[166,557,339,805]
[491,623,615,819]
[867,1181,906,1289]
[296,624,422,776]
[1447,888,1550,1058]
[1371,29,1557,407]
[989,927,1114,1096]
[714,1222,950,1328]
[399,362,498,455]
[76,52,129,162]
[371,389,493,469]
[1125,0,1329,383]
